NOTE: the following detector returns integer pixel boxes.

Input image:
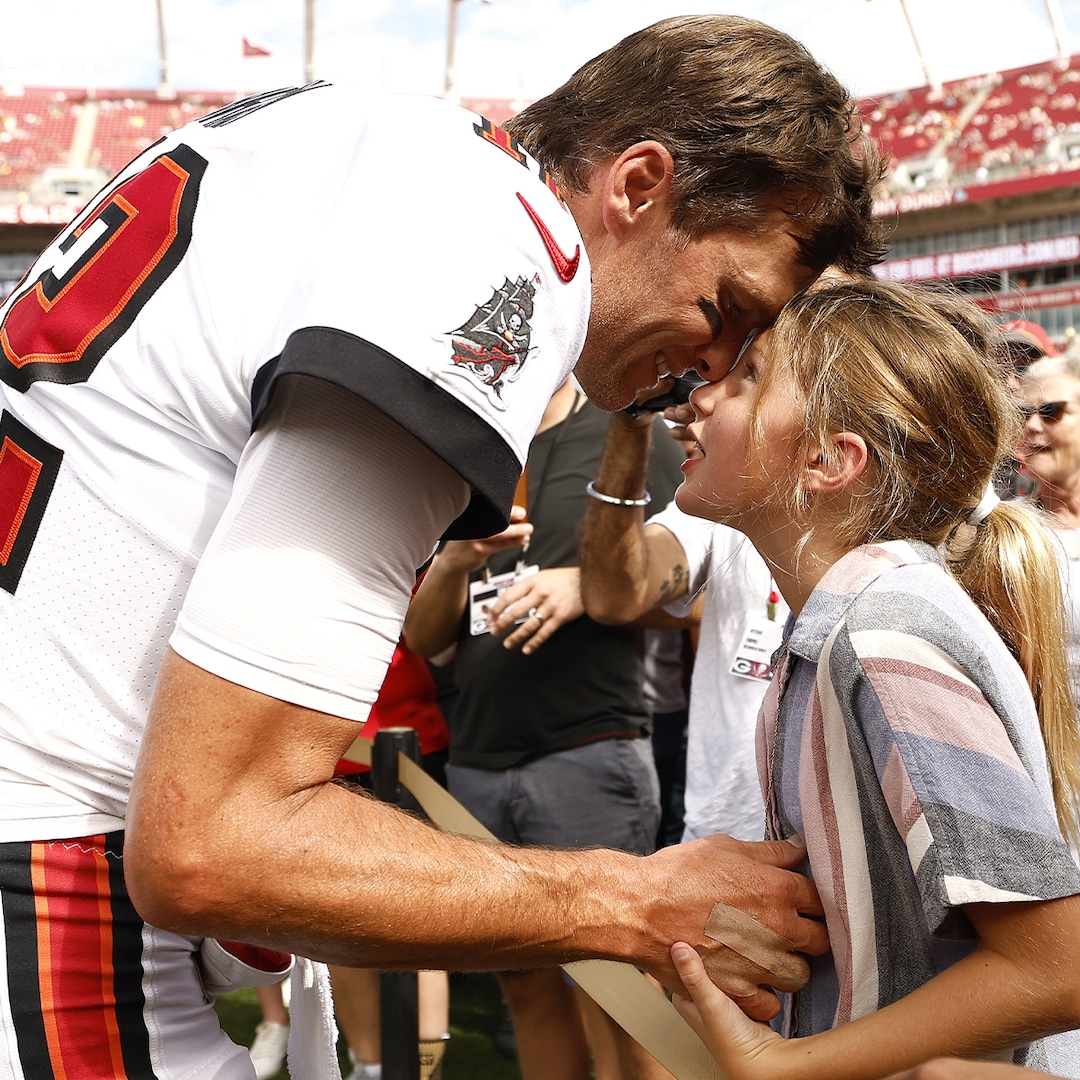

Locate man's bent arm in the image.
[580,411,691,624]
[127,382,823,1019]
[126,649,826,1020]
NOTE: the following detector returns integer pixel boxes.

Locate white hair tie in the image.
[966,484,1000,526]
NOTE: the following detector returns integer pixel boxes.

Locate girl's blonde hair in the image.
[758,277,1080,846]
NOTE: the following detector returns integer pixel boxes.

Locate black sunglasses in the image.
[1020,400,1071,423]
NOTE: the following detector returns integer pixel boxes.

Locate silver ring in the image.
[528,607,544,623]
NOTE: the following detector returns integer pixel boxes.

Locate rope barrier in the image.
[342,734,727,1080]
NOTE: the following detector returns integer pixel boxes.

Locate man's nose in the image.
[693,335,744,382]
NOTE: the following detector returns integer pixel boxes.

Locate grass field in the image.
[215,972,521,1080]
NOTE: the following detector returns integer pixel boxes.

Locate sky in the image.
[2,0,1079,105]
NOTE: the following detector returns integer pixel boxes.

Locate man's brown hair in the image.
[506,15,888,273]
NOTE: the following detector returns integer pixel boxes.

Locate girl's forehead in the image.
[745,328,774,360]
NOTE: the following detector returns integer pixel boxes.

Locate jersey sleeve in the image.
[170,376,469,721]
[248,94,591,541]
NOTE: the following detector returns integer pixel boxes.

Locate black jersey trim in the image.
[0,412,64,595]
[251,327,520,540]
[0,841,53,1077]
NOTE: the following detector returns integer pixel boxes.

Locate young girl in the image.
[670,278,1080,1079]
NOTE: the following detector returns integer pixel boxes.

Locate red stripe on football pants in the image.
[31,837,131,1080]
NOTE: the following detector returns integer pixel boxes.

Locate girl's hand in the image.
[670,942,792,1080]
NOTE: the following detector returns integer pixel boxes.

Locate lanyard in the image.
[482,392,585,582]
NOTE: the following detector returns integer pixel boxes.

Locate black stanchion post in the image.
[372,727,421,1080]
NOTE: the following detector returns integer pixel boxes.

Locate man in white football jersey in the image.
[0,14,883,1078]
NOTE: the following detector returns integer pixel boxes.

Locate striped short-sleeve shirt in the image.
[759,540,1080,1072]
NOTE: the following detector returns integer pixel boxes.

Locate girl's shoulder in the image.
[794,541,964,657]
[815,543,1023,693]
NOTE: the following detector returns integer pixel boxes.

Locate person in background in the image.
[1001,319,1059,371]
[404,377,684,1080]
[996,318,1057,498]
[580,399,788,844]
[248,983,292,1080]
[247,637,455,1080]
[641,623,696,847]
[331,640,454,1080]
[1017,353,1080,711]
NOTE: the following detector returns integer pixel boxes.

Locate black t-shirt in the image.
[448,400,685,769]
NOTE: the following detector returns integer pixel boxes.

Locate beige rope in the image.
[341,736,726,1080]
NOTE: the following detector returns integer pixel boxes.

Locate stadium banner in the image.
[874,168,1080,219]
[974,284,1080,314]
[877,234,1080,283]
[0,203,79,227]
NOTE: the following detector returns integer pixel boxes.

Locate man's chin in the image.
[572,369,636,412]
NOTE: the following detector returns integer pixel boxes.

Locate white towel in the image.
[287,956,342,1080]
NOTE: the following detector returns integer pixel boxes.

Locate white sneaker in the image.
[344,1049,382,1080]
[248,1020,289,1080]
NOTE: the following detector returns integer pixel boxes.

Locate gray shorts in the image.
[446,736,661,856]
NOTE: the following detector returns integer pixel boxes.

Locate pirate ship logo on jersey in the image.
[447,275,536,406]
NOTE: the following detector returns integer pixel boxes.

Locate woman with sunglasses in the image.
[1018,353,1080,716]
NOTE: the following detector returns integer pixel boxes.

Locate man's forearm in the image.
[127,653,826,1016]
[580,414,671,623]
[183,779,648,969]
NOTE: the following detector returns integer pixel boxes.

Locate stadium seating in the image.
[2,57,1080,207]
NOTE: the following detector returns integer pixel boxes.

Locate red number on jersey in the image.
[0,411,63,593]
[0,143,208,391]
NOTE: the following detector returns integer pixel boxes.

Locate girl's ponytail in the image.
[951,501,1080,849]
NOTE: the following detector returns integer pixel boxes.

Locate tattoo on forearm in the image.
[657,564,687,602]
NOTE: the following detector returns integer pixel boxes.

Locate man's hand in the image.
[641,833,827,1020]
[619,376,676,427]
[663,400,695,455]
[404,505,534,657]
[483,566,584,654]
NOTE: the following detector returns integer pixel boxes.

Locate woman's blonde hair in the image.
[757,278,1080,846]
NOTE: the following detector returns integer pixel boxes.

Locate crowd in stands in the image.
[857,53,1080,193]
[4,49,1080,212]
[0,87,236,200]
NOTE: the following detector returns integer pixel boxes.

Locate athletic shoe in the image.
[249,1020,289,1080]
[344,1049,382,1080]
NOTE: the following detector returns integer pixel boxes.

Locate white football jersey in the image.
[0,85,590,840]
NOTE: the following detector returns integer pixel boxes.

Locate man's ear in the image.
[598,141,675,238]
[805,432,869,494]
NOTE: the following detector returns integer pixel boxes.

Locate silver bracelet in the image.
[585,480,651,507]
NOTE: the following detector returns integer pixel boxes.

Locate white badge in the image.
[468,564,540,636]
[730,615,785,682]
